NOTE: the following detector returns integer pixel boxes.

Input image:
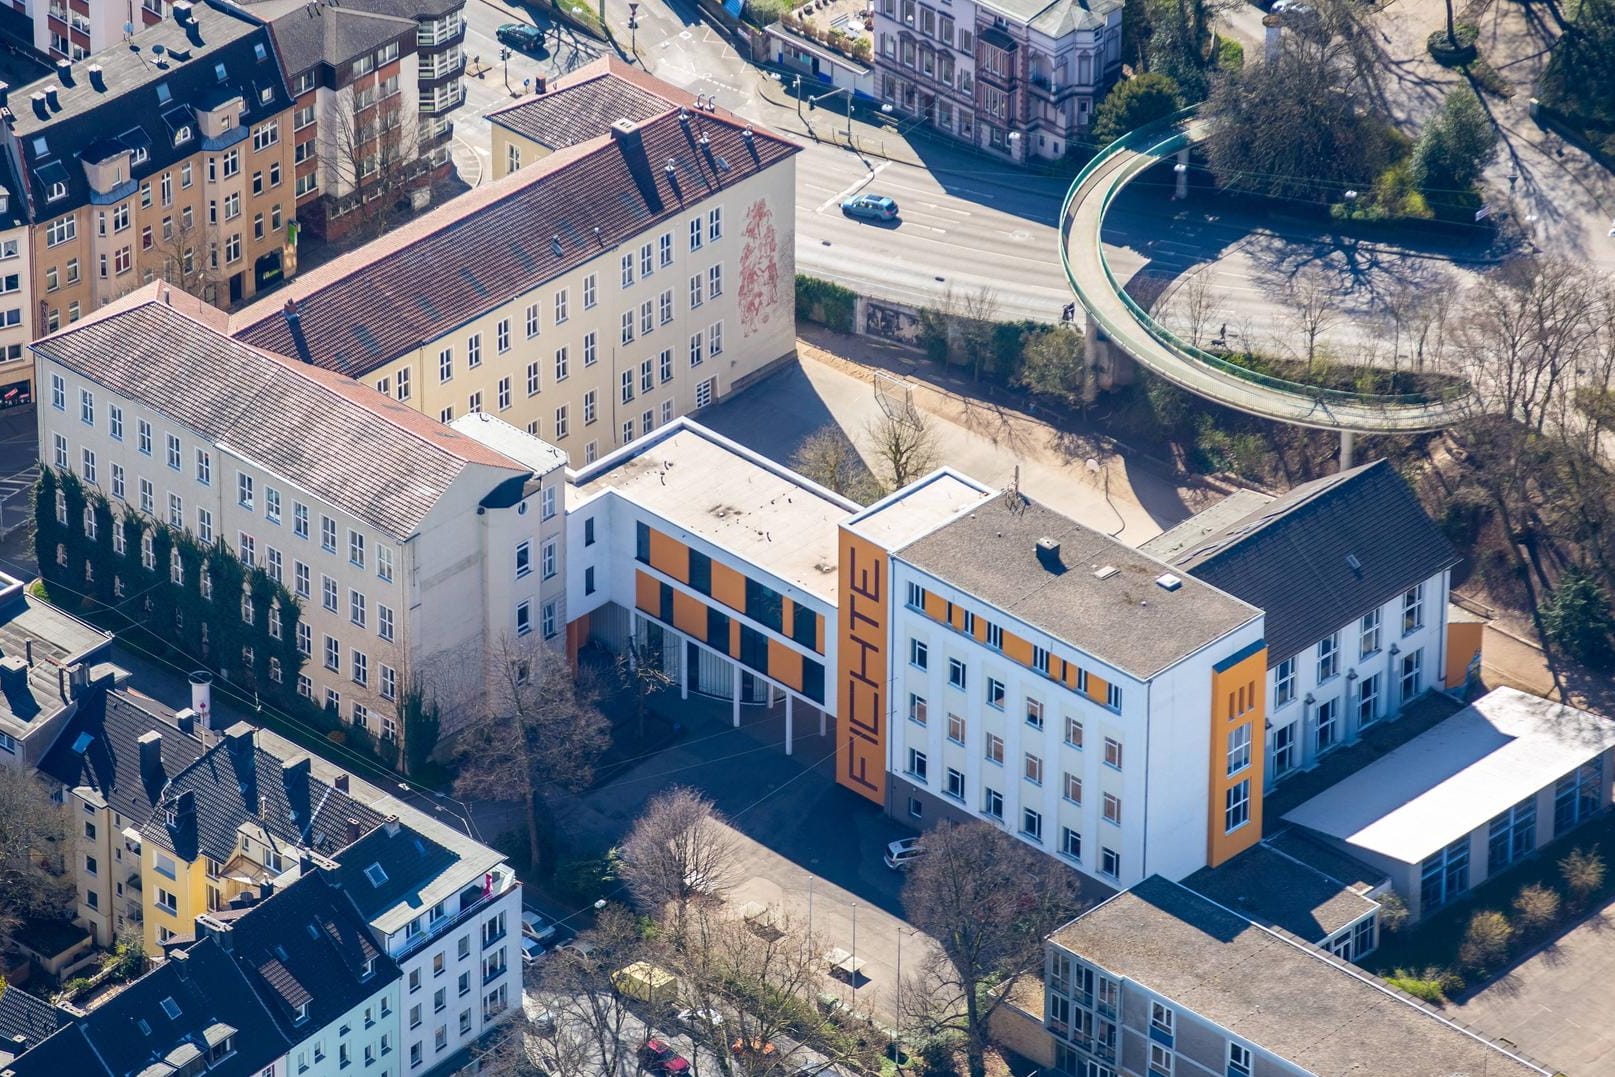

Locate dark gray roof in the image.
[487,65,675,150]
[32,290,527,538]
[1181,840,1380,944]
[332,820,461,925]
[148,722,386,863]
[9,936,289,1077]
[897,494,1261,679]
[261,3,417,79]
[7,0,292,215]
[0,985,73,1056]
[241,0,464,25]
[1049,877,1549,1077]
[0,575,114,751]
[37,689,208,825]
[223,872,398,1036]
[1155,461,1459,666]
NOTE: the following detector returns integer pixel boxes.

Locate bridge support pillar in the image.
[1174,148,1190,199]
[1340,429,1356,470]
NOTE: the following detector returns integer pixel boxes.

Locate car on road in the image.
[675,1007,724,1031]
[841,194,899,222]
[884,836,925,870]
[638,1040,691,1075]
[496,22,547,54]
[522,910,559,943]
[521,936,547,966]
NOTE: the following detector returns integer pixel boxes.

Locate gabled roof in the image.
[1149,461,1459,666]
[260,3,417,78]
[8,937,289,1077]
[37,690,207,825]
[147,723,386,863]
[31,285,528,539]
[7,0,292,215]
[332,820,461,930]
[230,63,798,376]
[0,984,73,1059]
[223,872,398,1036]
[486,57,678,151]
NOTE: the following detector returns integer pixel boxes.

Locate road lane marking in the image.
[816,161,890,213]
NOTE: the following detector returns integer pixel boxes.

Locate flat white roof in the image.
[451,412,569,475]
[574,421,856,604]
[1284,687,1615,864]
[844,468,991,550]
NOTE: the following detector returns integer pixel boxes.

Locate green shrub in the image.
[794,275,858,333]
[1512,883,1562,934]
[1541,569,1615,671]
[1216,36,1244,70]
[1457,910,1514,972]
[62,977,93,997]
[1560,845,1607,907]
[1091,72,1183,147]
[1384,968,1449,1003]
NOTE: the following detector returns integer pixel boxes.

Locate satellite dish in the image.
[153,43,166,55]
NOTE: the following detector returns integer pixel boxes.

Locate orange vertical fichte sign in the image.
[837,526,888,806]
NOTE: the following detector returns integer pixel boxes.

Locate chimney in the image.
[1035,537,1063,571]
[189,670,213,729]
[282,756,310,826]
[299,851,314,876]
[170,947,190,975]
[56,665,66,701]
[68,662,87,692]
[333,773,349,793]
[138,731,163,786]
[175,708,196,736]
[28,93,45,120]
[54,59,72,86]
[23,639,31,666]
[258,880,274,900]
[344,817,362,845]
[383,814,400,838]
[0,656,26,696]
[195,913,231,952]
[281,298,314,365]
[533,75,546,94]
[224,722,254,754]
[87,65,105,92]
[173,0,192,22]
[43,86,58,111]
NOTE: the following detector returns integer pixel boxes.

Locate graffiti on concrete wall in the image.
[863,298,922,344]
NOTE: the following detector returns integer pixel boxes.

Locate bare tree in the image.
[865,405,939,493]
[1285,268,1341,373]
[1179,274,1223,350]
[618,786,743,945]
[150,213,218,303]
[452,637,610,876]
[789,425,882,505]
[0,768,73,949]
[959,286,1002,381]
[617,630,677,743]
[528,904,645,1077]
[901,820,1084,1077]
[327,92,423,241]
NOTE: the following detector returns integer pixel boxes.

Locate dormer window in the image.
[294,1001,310,1025]
[47,181,65,201]
[219,113,233,131]
[132,146,148,165]
[173,126,192,146]
[259,86,273,104]
[362,957,377,980]
[364,863,388,887]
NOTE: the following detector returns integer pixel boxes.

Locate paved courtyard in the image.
[1453,900,1615,1076]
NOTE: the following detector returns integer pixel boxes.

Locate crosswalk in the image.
[0,464,37,535]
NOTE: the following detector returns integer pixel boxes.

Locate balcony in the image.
[419,48,466,83]
[419,84,465,115]
[416,16,464,48]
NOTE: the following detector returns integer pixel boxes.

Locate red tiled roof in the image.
[229,79,797,377]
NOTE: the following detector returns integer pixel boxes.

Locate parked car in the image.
[638,1039,692,1075]
[522,910,559,943]
[841,194,899,222]
[496,22,547,53]
[884,836,925,870]
[675,1007,725,1031]
[521,936,547,966]
[556,939,597,960]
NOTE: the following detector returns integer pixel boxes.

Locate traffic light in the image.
[808,95,816,111]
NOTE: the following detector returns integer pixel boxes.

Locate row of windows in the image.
[1273,583,1429,707]
[1269,648,1426,780]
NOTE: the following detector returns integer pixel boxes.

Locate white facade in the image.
[884,558,1266,890]
[383,873,522,1070]
[289,981,402,1077]
[1264,570,1451,789]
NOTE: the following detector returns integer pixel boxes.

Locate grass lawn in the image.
[1364,810,1615,994]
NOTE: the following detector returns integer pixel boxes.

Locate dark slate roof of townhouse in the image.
[33,286,528,539]
[147,722,386,863]
[486,57,677,150]
[230,59,799,376]
[1151,461,1459,667]
[251,0,418,78]
[0,573,113,751]
[242,0,463,25]
[8,937,289,1077]
[37,689,208,827]
[7,0,292,215]
[332,820,461,924]
[0,984,73,1056]
[223,872,398,1037]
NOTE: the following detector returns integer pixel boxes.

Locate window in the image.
[910,638,928,669]
[1022,807,1043,841]
[1100,846,1120,878]
[620,252,634,288]
[1402,582,1425,634]
[982,787,1003,819]
[942,767,965,800]
[1400,648,1423,702]
[689,216,703,251]
[348,529,366,569]
[708,206,723,240]
[1026,698,1044,730]
[1106,682,1123,711]
[948,658,966,690]
[689,332,703,367]
[378,603,394,642]
[1148,1042,1173,1077]
[659,232,673,266]
[322,575,338,612]
[555,406,569,439]
[324,635,340,671]
[1227,724,1251,775]
[621,310,635,345]
[555,347,569,382]
[1225,778,1250,832]
[1102,793,1121,825]
[1275,655,1297,708]
[496,318,511,353]
[1360,608,1382,658]
[320,515,337,553]
[439,347,453,382]
[1061,827,1081,860]
[397,368,411,401]
[541,539,557,579]
[350,590,367,628]
[80,389,95,426]
[1024,752,1042,785]
[947,713,965,744]
[516,601,532,636]
[352,650,369,687]
[1315,697,1340,753]
[908,693,927,725]
[1065,716,1083,749]
[1317,631,1340,682]
[1063,772,1082,804]
[689,272,704,309]
[1488,795,1537,872]
[659,289,674,325]
[515,541,531,579]
[906,747,927,781]
[984,733,1004,765]
[1357,671,1381,726]
[467,333,483,368]
[197,507,213,544]
[554,288,569,323]
[1228,1044,1253,1077]
[1420,835,1471,913]
[294,562,310,599]
[583,332,598,367]
[985,677,1005,709]
[1103,737,1122,769]
[167,434,182,471]
[294,503,309,539]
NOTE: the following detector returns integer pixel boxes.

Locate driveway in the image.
[1453,901,1615,1075]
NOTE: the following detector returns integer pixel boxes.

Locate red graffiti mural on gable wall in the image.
[739,197,779,338]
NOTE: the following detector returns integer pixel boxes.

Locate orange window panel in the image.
[673,590,707,638]
[648,529,690,583]
[1003,632,1033,666]
[729,618,741,657]
[634,571,659,615]
[712,563,747,612]
[923,591,947,622]
[767,639,804,691]
[815,613,825,654]
[1086,673,1108,705]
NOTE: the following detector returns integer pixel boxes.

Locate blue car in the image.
[841,194,899,222]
